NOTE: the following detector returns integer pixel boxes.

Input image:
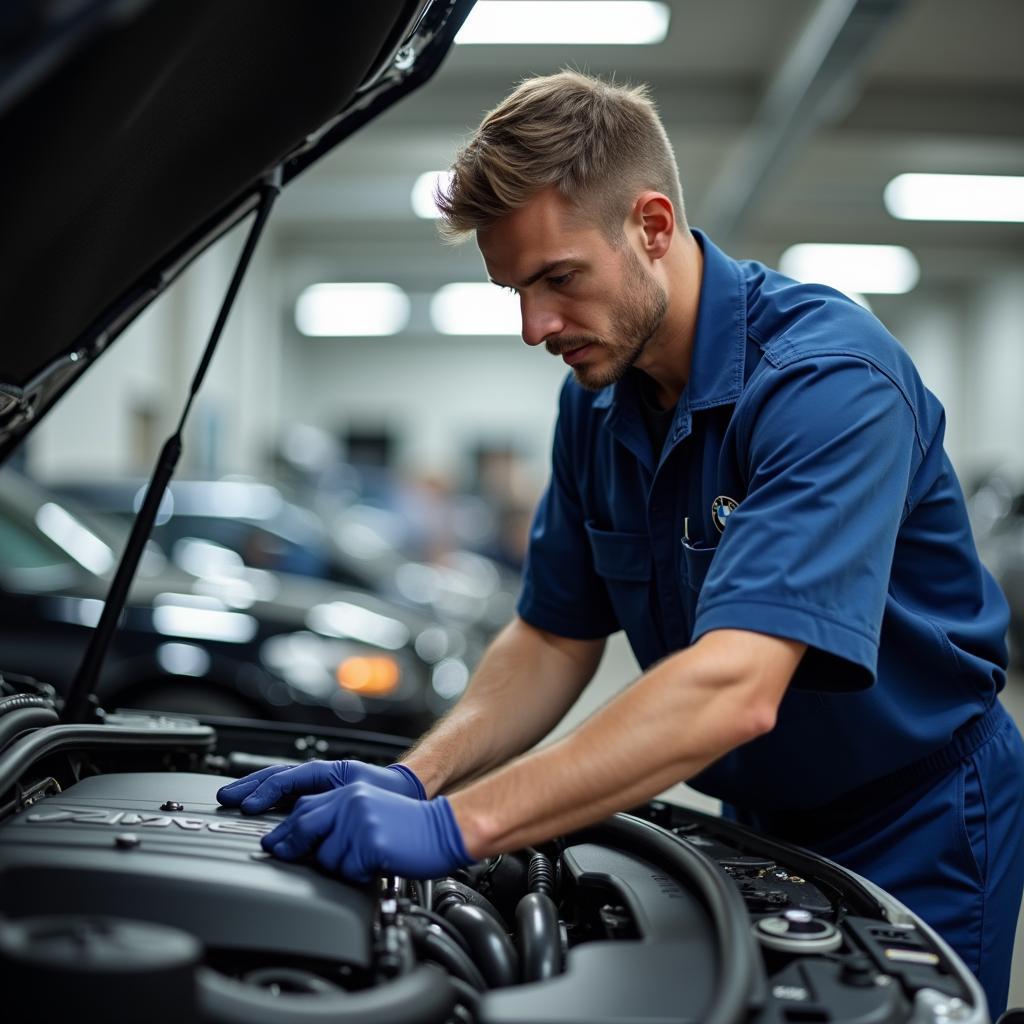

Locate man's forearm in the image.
[400,617,604,797]
[448,629,805,857]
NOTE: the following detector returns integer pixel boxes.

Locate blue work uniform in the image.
[517,229,1024,1016]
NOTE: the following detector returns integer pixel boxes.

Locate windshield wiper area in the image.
[62,170,282,724]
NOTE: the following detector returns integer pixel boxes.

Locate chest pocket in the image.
[585,521,660,668]
[677,539,720,641]
[681,540,718,593]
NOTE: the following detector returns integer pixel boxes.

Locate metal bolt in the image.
[160,801,184,812]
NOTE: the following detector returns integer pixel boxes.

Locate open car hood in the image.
[0,0,473,461]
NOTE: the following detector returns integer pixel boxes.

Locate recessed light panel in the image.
[295,283,410,337]
[412,171,453,220]
[456,2,670,45]
[431,283,521,335]
[885,173,1024,223]
[780,244,920,295]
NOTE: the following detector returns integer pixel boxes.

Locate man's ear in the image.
[631,192,674,260]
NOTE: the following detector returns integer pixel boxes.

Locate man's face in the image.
[477,187,668,391]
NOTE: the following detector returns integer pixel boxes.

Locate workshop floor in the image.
[547,633,1024,1011]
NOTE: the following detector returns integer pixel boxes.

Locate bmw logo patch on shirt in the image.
[711,495,738,533]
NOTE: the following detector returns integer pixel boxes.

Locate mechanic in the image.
[219,72,1024,1015]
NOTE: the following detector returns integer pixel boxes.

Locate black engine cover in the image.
[0,772,373,966]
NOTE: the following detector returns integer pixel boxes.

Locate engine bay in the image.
[0,711,987,1023]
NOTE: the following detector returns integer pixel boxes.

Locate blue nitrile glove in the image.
[216,760,426,813]
[261,783,472,882]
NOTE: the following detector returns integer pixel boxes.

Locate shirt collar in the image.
[592,229,748,416]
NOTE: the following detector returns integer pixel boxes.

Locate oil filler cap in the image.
[755,910,841,953]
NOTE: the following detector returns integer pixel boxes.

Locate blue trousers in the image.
[732,701,1024,1018]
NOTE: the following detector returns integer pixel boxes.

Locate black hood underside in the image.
[0,0,469,459]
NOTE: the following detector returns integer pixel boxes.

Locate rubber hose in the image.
[527,851,555,896]
[515,891,562,982]
[447,975,482,1015]
[0,708,59,753]
[0,695,55,716]
[433,878,504,925]
[405,906,473,956]
[406,917,487,991]
[442,902,519,989]
[419,878,433,911]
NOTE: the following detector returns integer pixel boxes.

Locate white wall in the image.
[963,269,1024,479]
[889,295,968,473]
[280,326,566,490]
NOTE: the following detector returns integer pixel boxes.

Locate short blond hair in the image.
[436,70,684,243]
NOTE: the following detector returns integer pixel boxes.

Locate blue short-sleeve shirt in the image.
[517,230,1009,813]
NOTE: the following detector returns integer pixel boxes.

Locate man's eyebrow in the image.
[489,258,579,290]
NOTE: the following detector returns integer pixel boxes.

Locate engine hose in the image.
[406,917,488,992]
[515,891,562,982]
[418,878,433,911]
[0,694,55,716]
[447,975,482,1013]
[433,878,504,924]
[404,906,473,956]
[527,851,555,896]
[0,708,59,753]
[441,902,519,989]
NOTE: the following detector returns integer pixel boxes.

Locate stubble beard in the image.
[545,249,669,392]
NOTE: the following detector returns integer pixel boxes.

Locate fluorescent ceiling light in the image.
[412,170,452,219]
[431,283,521,335]
[884,173,1024,223]
[295,283,410,337]
[456,1,670,45]
[779,244,920,295]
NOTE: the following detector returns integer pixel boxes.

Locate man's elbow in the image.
[743,699,780,743]
[690,629,805,746]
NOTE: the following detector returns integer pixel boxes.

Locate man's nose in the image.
[520,295,563,348]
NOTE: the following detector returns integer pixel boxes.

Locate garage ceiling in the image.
[274,0,1024,302]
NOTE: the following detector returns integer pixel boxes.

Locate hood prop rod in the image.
[63,172,282,724]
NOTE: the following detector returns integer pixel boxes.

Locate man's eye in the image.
[548,273,574,287]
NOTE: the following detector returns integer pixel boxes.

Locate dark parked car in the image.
[0,469,471,735]
[0,3,991,1022]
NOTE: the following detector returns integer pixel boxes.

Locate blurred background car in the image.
[0,469,475,735]
[48,474,520,637]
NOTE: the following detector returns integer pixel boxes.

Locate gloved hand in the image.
[216,760,426,814]
[261,783,472,882]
